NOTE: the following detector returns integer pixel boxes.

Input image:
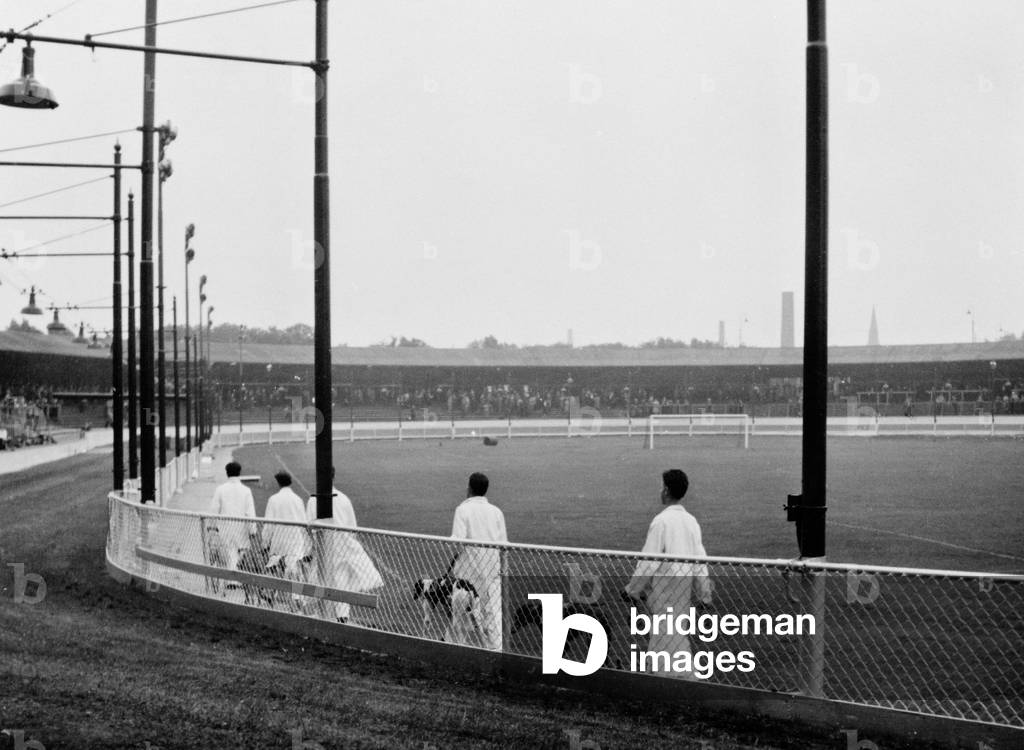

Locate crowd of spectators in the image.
[0,383,59,448]
[141,372,1024,423]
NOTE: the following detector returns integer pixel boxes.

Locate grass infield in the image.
[238,434,1024,572]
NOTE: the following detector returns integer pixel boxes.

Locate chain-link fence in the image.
[107,493,1024,728]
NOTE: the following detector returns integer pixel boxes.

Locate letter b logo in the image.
[2,730,46,750]
[529,593,608,676]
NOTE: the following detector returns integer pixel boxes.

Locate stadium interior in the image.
[3,328,1022,441]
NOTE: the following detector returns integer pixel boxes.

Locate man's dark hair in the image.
[468,472,489,497]
[662,469,689,501]
[225,461,242,477]
[274,470,292,487]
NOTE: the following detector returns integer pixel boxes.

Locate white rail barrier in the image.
[106,492,1024,730]
[208,414,1024,448]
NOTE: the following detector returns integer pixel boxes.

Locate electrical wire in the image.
[0,177,108,210]
[0,129,137,155]
[88,0,303,39]
[0,0,87,54]
[10,223,108,254]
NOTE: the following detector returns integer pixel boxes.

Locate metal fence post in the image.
[796,563,826,698]
[500,546,510,653]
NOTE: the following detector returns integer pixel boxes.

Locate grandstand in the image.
[3,329,1022,427]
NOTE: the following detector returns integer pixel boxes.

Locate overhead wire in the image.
[9,223,109,254]
[87,0,304,39]
[0,129,138,155]
[0,0,87,54]
[0,177,109,210]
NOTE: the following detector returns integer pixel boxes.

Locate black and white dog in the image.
[237,536,282,608]
[412,575,481,644]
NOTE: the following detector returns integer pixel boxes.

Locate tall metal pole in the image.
[198,304,204,445]
[795,0,828,560]
[197,280,206,445]
[139,0,158,503]
[206,311,213,436]
[193,332,200,446]
[198,310,205,444]
[111,144,125,490]
[313,0,334,519]
[238,330,244,435]
[184,252,192,452]
[157,142,168,468]
[127,193,138,480]
[173,296,180,456]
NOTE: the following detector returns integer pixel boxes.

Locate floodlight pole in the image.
[184,245,192,453]
[173,296,180,459]
[112,144,125,490]
[313,0,333,519]
[138,0,158,503]
[157,127,173,471]
[799,0,828,561]
[127,193,138,479]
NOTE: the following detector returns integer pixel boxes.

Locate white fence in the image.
[123,447,202,506]
[208,414,1024,448]
[106,491,1024,730]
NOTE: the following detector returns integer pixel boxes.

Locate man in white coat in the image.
[450,472,507,650]
[624,469,712,678]
[209,460,257,571]
[306,468,383,623]
[264,470,308,607]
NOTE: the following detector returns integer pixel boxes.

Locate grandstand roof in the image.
[2,330,1021,369]
[0,330,107,358]
[209,339,1024,368]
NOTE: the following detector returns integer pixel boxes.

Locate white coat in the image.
[210,477,256,556]
[626,503,712,677]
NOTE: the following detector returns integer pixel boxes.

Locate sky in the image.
[0,0,1021,349]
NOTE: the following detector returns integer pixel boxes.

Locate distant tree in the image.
[640,337,690,349]
[206,323,314,345]
[370,336,430,347]
[638,337,723,349]
[8,318,41,333]
[467,335,517,349]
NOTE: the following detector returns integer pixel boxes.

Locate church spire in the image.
[868,306,880,346]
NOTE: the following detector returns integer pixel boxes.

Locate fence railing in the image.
[106,492,1024,729]
[123,447,201,506]
[205,414,1024,448]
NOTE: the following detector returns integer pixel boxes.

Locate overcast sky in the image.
[0,0,1021,348]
